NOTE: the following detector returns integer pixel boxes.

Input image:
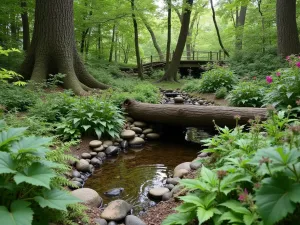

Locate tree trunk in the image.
[109,23,116,62]
[97,24,102,58]
[159,0,194,82]
[165,0,172,71]
[192,16,200,51]
[257,0,265,53]
[123,99,267,128]
[20,0,108,95]
[80,28,89,54]
[131,0,143,79]
[115,27,118,62]
[235,6,247,51]
[21,0,30,51]
[210,0,230,57]
[276,0,300,57]
[186,10,200,60]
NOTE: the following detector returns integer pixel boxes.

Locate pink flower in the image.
[296,62,300,68]
[286,56,291,61]
[238,189,249,202]
[253,76,257,80]
[266,76,273,84]
[276,72,281,77]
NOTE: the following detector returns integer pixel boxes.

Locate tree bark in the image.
[131,0,143,79]
[123,99,267,128]
[159,0,194,82]
[80,28,89,54]
[186,10,200,60]
[165,0,172,71]
[210,0,230,57]
[21,0,30,51]
[276,0,300,57]
[20,0,108,95]
[257,0,265,53]
[235,6,247,51]
[109,23,116,62]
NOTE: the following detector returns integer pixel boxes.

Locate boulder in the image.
[105,146,120,156]
[101,200,132,221]
[173,162,191,176]
[129,137,145,146]
[162,192,173,201]
[94,218,108,225]
[76,159,90,172]
[142,128,153,134]
[90,140,102,148]
[133,121,147,128]
[103,140,113,147]
[174,96,184,104]
[121,130,136,140]
[190,159,202,170]
[125,215,146,225]
[174,169,189,178]
[81,153,91,159]
[148,187,170,199]
[166,177,181,185]
[146,133,160,140]
[71,188,102,208]
[131,127,143,134]
[94,145,105,152]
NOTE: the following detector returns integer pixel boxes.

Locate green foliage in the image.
[0,120,82,225]
[215,87,228,99]
[181,79,202,93]
[226,81,265,107]
[57,96,125,140]
[199,67,237,93]
[0,83,37,112]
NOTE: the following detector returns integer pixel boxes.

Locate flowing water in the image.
[84,129,211,214]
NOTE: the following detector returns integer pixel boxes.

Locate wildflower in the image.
[238,189,249,202]
[296,99,300,105]
[253,76,257,80]
[254,183,261,189]
[286,56,290,61]
[276,72,281,77]
[259,156,272,166]
[266,76,273,84]
[234,115,241,120]
[296,62,300,68]
[217,170,227,180]
[289,125,300,134]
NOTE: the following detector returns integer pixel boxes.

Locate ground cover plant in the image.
[162,108,300,225]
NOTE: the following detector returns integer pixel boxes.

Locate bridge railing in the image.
[142,50,226,64]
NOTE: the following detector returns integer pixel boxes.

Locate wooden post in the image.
[210,51,212,61]
[151,55,153,63]
[192,51,195,60]
[217,52,219,60]
[219,50,222,60]
[197,51,199,60]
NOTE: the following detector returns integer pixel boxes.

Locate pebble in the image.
[149,187,170,198]
[72,170,81,178]
[142,128,153,134]
[131,127,143,134]
[121,130,136,140]
[101,200,132,221]
[76,159,90,172]
[94,218,107,225]
[71,188,102,208]
[81,153,91,159]
[90,140,102,148]
[166,177,181,185]
[129,137,145,146]
[198,152,208,158]
[125,215,146,225]
[133,121,147,128]
[162,192,173,201]
[94,145,105,152]
[174,96,184,104]
[146,133,160,140]
[103,140,113,147]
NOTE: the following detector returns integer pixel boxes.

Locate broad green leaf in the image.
[220,173,252,195]
[95,128,102,139]
[14,163,55,189]
[34,189,81,211]
[0,127,27,148]
[203,193,217,208]
[0,200,33,225]
[179,195,204,207]
[0,152,16,174]
[243,214,256,225]
[0,120,6,130]
[201,166,218,186]
[175,203,197,213]
[180,179,210,191]
[161,212,196,225]
[217,211,244,224]
[255,176,300,225]
[73,118,80,124]
[0,176,15,190]
[197,207,214,224]
[82,125,91,131]
[220,200,251,215]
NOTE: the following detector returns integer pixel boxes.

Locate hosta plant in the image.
[0,120,82,225]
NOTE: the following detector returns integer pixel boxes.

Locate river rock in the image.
[81,153,91,159]
[98,152,106,159]
[131,127,143,134]
[76,159,90,172]
[129,137,145,146]
[174,169,189,178]
[70,181,82,189]
[91,157,102,166]
[146,133,160,140]
[125,215,146,225]
[90,140,102,148]
[174,96,184,104]
[103,140,113,147]
[90,152,98,157]
[133,121,147,128]
[125,117,134,123]
[190,159,202,170]
[149,187,170,199]
[71,188,102,207]
[142,128,153,134]
[121,140,128,149]
[165,184,175,190]
[72,170,81,178]
[140,134,145,139]
[174,162,191,174]
[198,152,208,158]
[101,200,132,221]
[104,188,124,196]
[89,164,95,173]
[166,177,181,185]
[171,185,184,195]
[108,222,117,225]
[162,192,173,201]
[105,146,120,156]
[121,130,136,140]
[94,145,105,152]
[94,218,108,225]
[72,177,83,183]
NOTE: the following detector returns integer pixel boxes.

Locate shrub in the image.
[215,87,228,99]
[0,83,37,111]
[57,96,125,140]
[181,79,202,93]
[0,120,83,224]
[199,67,237,93]
[226,81,265,107]
[149,69,164,79]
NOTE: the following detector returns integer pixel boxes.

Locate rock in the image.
[113,142,120,146]
[86,159,91,163]
[103,140,113,147]
[121,130,136,140]
[162,192,173,201]
[94,145,105,152]
[71,188,102,208]
[89,164,95,173]
[94,218,108,225]
[125,117,134,123]
[146,133,160,140]
[131,127,143,134]
[90,152,98,157]
[101,200,132,221]
[81,153,91,159]
[90,140,102,148]
[171,185,184,195]
[190,159,202,170]
[121,140,128,149]
[91,157,102,166]
[198,152,208,158]
[72,177,83,183]
[125,215,146,225]
[129,137,145,146]
[72,170,81,178]
[142,128,153,134]
[173,162,191,176]
[70,181,81,189]
[149,187,170,199]
[174,169,189,178]
[105,146,120,156]
[108,222,117,225]
[166,177,181,185]
[133,121,147,128]
[104,188,124,196]
[97,152,106,159]
[165,184,175,190]
[76,159,90,172]
[174,96,184,104]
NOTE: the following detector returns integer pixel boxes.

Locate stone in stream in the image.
[166,177,181,185]
[133,121,147,128]
[104,188,124,197]
[121,140,128,149]
[165,184,175,190]
[142,128,153,134]
[72,170,81,178]
[146,133,160,140]
[103,140,113,147]
[125,116,134,123]
[108,222,117,225]
[76,159,90,172]
[94,218,108,225]
[198,152,209,158]
[72,177,84,183]
[131,127,143,134]
[129,137,145,146]
[69,181,82,189]
[91,157,102,167]
[148,187,170,199]
[71,188,102,207]
[162,192,173,201]
[125,215,146,225]
[90,140,102,148]
[97,152,106,159]
[121,130,136,140]
[173,162,191,175]
[81,152,91,159]
[101,200,132,221]
[190,158,202,170]
[90,152,98,157]
[105,146,120,156]
[94,145,105,152]
[174,96,184,104]
[174,169,189,178]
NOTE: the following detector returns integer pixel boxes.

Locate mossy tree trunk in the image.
[21,0,108,95]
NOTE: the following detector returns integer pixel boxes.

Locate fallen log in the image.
[123,99,268,128]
